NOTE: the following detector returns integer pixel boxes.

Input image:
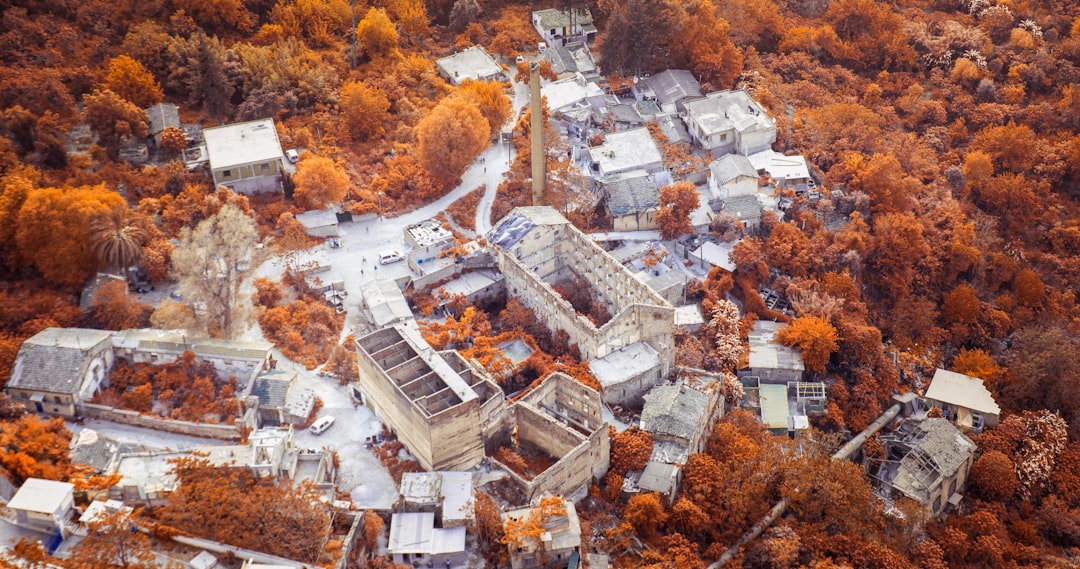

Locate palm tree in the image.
[91,206,144,279]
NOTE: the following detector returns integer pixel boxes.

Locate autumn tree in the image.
[339,81,391,142]
[86,280,153,330]
[15,185,126,288]
[154,458,330,562]
[66,509,156,569]
[669,0,744,89]
[171,204,259,338]
[709,299,742,371]
[103,55,163,108]
[656,181,699,240]
[456,80,511,136]
[599,0,678,75]
[777,316,839,373]
[83,89,150,161]
[293,154,349,210]
[416,97,489,190]
[357,8,399,59]
[625,493,668,538]
[159,127,188,158]
[0,415,75,484]
[968,450,1017,501]
[609,426,654,476]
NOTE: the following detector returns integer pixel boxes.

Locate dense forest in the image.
[1,0,1080,566]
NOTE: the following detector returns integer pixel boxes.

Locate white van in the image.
[379,250,404,265]
[309,416,335,435]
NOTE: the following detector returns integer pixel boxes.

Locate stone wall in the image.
[77,402,249,440]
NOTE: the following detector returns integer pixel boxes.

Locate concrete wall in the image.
[612,209,658,232]
[77,402,247,440]
[9,389,77,417]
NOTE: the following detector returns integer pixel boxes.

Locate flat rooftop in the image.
[113,329,273,361]
[591,128,662,175]
[588,341,661,387]
[405,219,454,248]
[9,478,73,514]
[436,46,503,83]
[203,118,283,170]
[685,90,773,136]
[748,320,804,372]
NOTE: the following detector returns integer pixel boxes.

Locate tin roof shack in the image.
[434,270,506,309]
[598,170,660,232]
[483,373,610,504]
[387,512,467,569]
[708,154,759,202]
[251,370,316,426]
[398,471,474,528]
[436,46,505,86]
[359,279,415,333]
[146,103,181,147]
[532,7,596,46]
[745,320,804,384]
[294,209,340,238]
[6,328,115,417]
[924,368,1001,431]
[871,418,976,516]
[503,499,581,569]
[628,376,723,503]
[9,479,75,536]
[588,128,665,178]
[683,90,775,156]
[588,342,663,406]
[203,118,284,195]
[488,207,674,372]
[636,70,703,111]
[354,324,505,471]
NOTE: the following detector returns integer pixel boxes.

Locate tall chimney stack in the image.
[529,62,545,206]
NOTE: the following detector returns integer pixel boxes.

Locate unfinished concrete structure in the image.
[503,499,581,569]
[870,417,976,515]
[745,320,804,384]
[488,207,675,378]
[483,373,610,503]
[354,324,505,472]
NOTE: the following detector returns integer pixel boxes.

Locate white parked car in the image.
[379,250,404,265]
[309,415,335,435]
[285,149,300,163]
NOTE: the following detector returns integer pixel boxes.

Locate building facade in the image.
[203,118,285,194]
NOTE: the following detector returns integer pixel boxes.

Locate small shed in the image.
[9,478,75,535]
[295,209,340,238]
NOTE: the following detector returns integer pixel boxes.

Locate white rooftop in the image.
[748,320,804,372]
[436,46,503,84]
[684,90,773,137]
[437,270,503,299]
[542,74,603,113]
[691,240,737,272]
[439,471,474,524]
[8,478,74,514]
[203,118,283,170]
[925,369,1001,417]
[388,512,466,555]
[360,279,415,329]
[295,209,339,229]
[747,150,810,183]
[591,128,663,176]
[674,304,705,327]
[405,219,454,248]
[588,341,661,387]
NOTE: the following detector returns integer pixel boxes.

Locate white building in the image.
[9,478,75,535]
[747,149,811,188]
[683,90,775,155]
[924,368,1001,430]
[436,46,505,86]
[203,118,285,194]
[542,73,604,116]
[588,128,664,178]
[532,7,596,46]
[708,153,759,201]
[387,512,467,568]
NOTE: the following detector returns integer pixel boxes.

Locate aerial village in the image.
[1,0,1080,568]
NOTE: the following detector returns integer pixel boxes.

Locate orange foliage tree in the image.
[609,426,654,476]
[103,55,163,108]
[94,352,239,423]
[777,316,839,373]
[82,89,149,160]
[625,492,668,539]
[416,97,490,190]
[86,280,153,330]
[153,457,330,562]
[357,8,399,59]
[15,185,126,288]
[339,81,391,142]
[293,154,349,210]
[0,415,75,484]
[455,80,511,136]
[656,181,699,240]
[260,298,345,369]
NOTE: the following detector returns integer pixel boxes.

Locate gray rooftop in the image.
[203,118,283,170]
[656,114,691,145]
[70,429,143,474]
[600,170,659,216]
[684,90,773,137]
[637,460,678,495]
[640,384,710,441]
[721,194,763,220]
[436,46,503,84]
[295,209,339,229]
[748,320,805,372]
[642,70,703,107]
[252,370,296,408]
[146,103,181,136]
[113,329,273,361]
[591,127,663,175]
[533,7,593,30]
[588,342,661,388]
[889,418,976,501]
[360,279,415,329]
[545,44,597,76]
[710,154,758,185]
[7,328,113,393]
[488,207,567,250]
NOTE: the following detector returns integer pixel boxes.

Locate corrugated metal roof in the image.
[759,383,789,430]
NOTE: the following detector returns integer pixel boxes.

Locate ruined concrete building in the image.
[354,324,506,471]
[484,373,609,503]
[488,207,675,381]
[870,417,976,516]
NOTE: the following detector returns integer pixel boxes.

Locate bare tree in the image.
[171,204,259,338]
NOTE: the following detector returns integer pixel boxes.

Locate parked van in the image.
[379,250,404,265]
[309,415,335,435]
